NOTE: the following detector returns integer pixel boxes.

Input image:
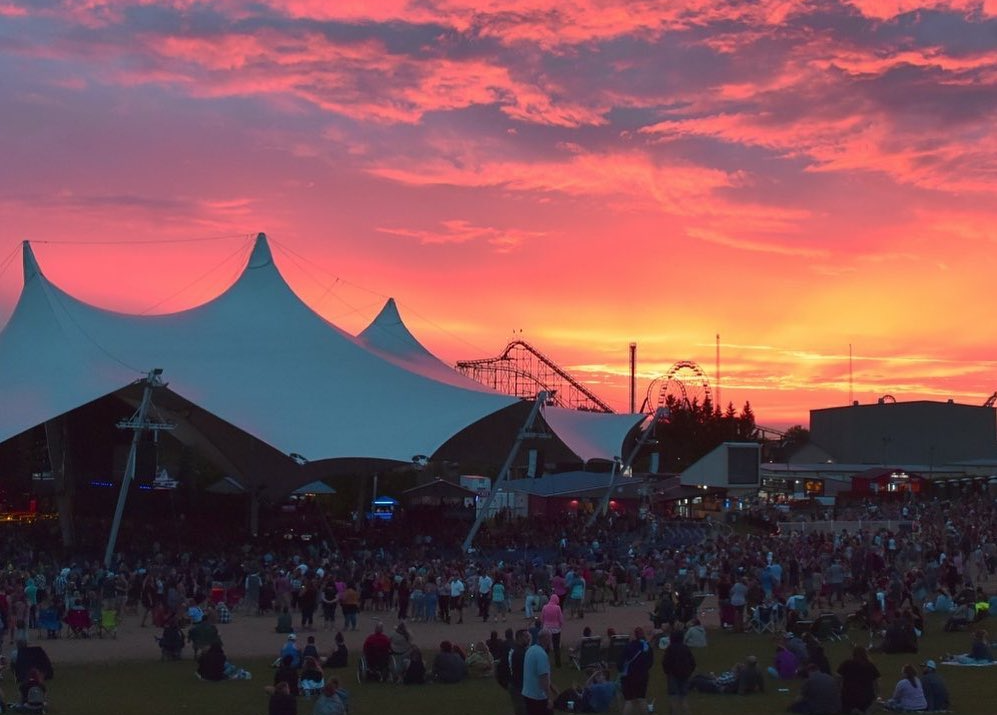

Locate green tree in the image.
[653,396,759,473]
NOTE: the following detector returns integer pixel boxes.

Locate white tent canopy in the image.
[358,298,644,463]
[0,235,518,465]
[357,297,488,392]
[541,406,648,464]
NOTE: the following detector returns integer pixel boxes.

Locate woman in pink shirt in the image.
[541,593,564,667]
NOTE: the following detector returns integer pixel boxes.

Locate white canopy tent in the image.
[0,235,519,472]
[358,297,645,464]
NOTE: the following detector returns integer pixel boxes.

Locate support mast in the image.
[461,392,550,553]
[103,369,174,569]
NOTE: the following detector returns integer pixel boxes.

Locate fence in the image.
[776,520,913,535]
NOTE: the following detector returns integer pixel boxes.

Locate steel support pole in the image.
[103,369,161,569]
[462,391,549,553]
[587,407,665,528]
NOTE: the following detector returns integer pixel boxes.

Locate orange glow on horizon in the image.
[0,1,994,429]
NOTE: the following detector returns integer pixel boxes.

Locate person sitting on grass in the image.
[195,641,251,682]
[324,632,348,669]
[158,617,185,660]
[275,606,294,634]
[879,616,918,655]
[280,633,303,669]
[943,602,975,632]
[302,635,320,663]
[311,677,349,715]
[389,622,413,682]
[768,641,799,680]
[403,646,426,685]
[432,640,467,683]
[683,619,707,648]
[953,628,994,664]
[187,612,221,658]
[882,663,927,712]
[299,656,325,697]
[264,680,297,715]
[919,660,949,712]
[801,633,831,675]
[787,662,841,715]
[196,641,229,682]
[465,640,494,678]
[553,668,617,713]
[736,655,765,695]
[274,654,300,696]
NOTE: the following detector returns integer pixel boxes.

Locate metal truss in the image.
[455,340,614,413]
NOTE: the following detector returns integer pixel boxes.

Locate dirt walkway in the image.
[21,600,659,667]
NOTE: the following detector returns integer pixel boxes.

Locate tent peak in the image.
[21,241,43,283]
[247,232,273,269]
[375,297,402,325]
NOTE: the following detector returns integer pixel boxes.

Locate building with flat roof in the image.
[809,399,997,466]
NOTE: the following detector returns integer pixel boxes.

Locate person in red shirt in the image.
[362,621,391,678]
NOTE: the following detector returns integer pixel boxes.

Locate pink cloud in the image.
[847,0,997,20]
[378,219,548,252]
[0,3,27,16]
[116,30,605,126]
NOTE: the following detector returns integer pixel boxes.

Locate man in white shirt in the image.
[478,572,494,622]
[450,576,466,624]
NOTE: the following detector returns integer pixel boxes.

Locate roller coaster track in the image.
[455,340,614,413]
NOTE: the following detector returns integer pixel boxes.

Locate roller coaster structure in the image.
[454,340,614,413]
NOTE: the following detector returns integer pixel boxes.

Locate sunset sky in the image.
[1,1,995,428]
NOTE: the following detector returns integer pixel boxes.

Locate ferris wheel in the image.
[644,360,713,412]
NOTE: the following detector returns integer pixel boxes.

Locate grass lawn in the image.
[32,617,996,714]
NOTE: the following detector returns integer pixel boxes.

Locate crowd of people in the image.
[0,488,994,713]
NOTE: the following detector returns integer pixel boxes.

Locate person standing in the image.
[478,571,494,622]
[523,629,557,715]
[340,583,359,632]
[437,576,450,624]
[299,578,318,631]
[540,594,564,667]
[320,580,338,630]
[508,628,531,715]
[729,577,748,633]
[660,629,696,715]
[618,627,654,715]
[450,575,466,625]
[492,578,508,623]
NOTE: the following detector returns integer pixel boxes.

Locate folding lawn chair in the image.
[605,634,630,671]
[570,637,604,671]
[37,608,62,640]
[749,605,778,634]
[98,609,118,638]
[64,609,92,639]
